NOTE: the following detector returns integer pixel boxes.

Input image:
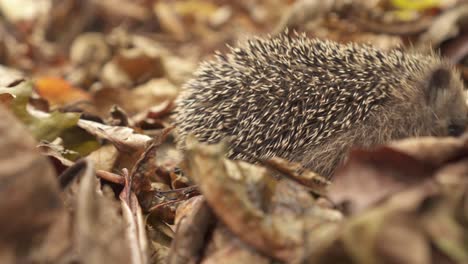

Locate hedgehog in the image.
[173,32,468,178]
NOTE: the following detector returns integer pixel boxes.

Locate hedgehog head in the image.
[425,66,467,137]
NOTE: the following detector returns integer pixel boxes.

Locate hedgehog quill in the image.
[174,32,467,178]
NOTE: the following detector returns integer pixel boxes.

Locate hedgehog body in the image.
[174,33,467,178]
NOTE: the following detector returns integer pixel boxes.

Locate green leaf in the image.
[0,81,80,142]
[391,0,441,11]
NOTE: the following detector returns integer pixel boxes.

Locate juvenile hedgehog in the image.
[174,32,467,178]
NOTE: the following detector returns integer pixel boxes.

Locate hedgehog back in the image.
[174,33,446,174]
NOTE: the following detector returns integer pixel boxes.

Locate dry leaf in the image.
[0,104,62,260]
[35,77,91,106]
[329,146,435,214]
[168,196,216,264]
[77,119,151,152]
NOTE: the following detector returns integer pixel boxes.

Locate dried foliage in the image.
[0,0,467,263]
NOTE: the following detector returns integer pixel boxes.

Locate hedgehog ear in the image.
[426,67,451,104]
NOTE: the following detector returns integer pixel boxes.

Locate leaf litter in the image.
[0,0,467,263]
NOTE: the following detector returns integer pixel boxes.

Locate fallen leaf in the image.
[168,196,216,264]
[35,77,91,106]
[77,119,151,152]
[265,156,330,195]
[329,146,435,214]
[183,136,303,262]
[115,48,166,83]
[75,160,134,264]
[0,104,62,260]
[0,80,80,141]
[119,168,149,264]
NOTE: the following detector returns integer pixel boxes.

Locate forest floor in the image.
[0,0,467,263]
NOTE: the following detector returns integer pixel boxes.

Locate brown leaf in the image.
[119,168,149,264]
[201,224,271,264]
[265,157,330,195]
[38,139,76,164]
[0,104,62,256]
[86,144,119,172]
[129,78,178,114]
[77,119,152,152]
[131,127,172,195]
[329,146,435,214]
[183,137,303,262]
[115,49,165,84]
[374,214,431,264]
[75,160,133,264]
[389,136,468,166]
[168,196,216,264]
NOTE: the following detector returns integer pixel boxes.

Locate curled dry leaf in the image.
[423,160,468,263]
[101,61,133,88]
[119,168,149,264]
[354,13,433,35]
[389,136,468,165]
[77,119,151,152]
[329,146,435,214]
[130,127,172,196]
[121,200,149,264]
[326,135,468,262]
[132,100,173,126]
[265,156,330,195]
[68,32,111,87]
[75,160,134,264]
[37,140,76,170]
[183,137,304,262]
[330,134,468,215]
[0,0,49,22]
[168,196,216,264]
